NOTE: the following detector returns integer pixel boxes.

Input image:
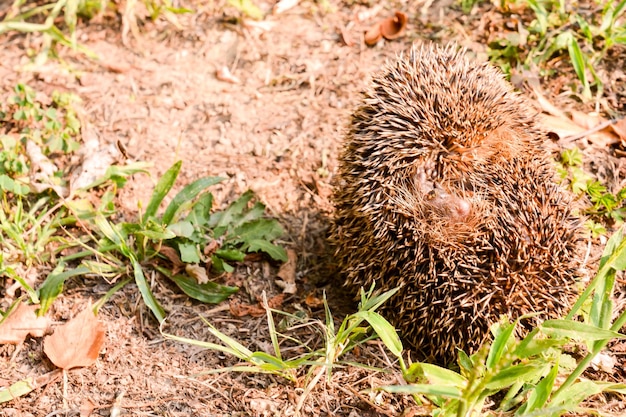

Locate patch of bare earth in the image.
[1,0,625,416]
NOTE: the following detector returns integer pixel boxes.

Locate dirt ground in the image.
[1,0,626,416]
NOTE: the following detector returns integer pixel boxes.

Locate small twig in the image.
[335,384,398,417]
[560,119,619,144]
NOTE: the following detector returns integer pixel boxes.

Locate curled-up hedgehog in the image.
[330,43,583,364]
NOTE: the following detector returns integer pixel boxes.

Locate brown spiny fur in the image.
[330,43,582,364]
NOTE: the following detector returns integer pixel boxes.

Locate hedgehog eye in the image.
[426,190,437,200]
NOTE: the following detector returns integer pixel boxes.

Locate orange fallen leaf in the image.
[610,118,626,142]
[364,24,383,46]
[229,299,265,317]
[364,11,408,46]
[0,302,49,344]
[265,293,285,309]
[380,11,407,40]
[304,292,324,308]
[44,306,105,369]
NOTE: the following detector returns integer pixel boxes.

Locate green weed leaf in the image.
[245,239,287,262]
[168,273,238,304]
[162,176,225,225]
[143,160,182,222]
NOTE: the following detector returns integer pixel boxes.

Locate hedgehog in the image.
[330,43,582,364]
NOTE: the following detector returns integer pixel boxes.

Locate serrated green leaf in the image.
[235,218,284,243]
[187,191,214,227]
[245,239,288,262]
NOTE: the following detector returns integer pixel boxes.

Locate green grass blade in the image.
[380,383,463,398]
[486,320,517,369]
[566,35,592,99]
[353,311,403,357]
[93,278,132,314]
[130,256,165,322]
[38,265,90,315]
[262,292,282,360]
[198,316,255,359]
[143,160,182,222]
[542,319,626,340]
[566,227,626,319]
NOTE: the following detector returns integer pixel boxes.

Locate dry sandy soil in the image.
[1,0,626,416]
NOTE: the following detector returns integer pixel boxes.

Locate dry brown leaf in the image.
[229,299,265,317]
[265,293,285,309]
[380,11,407,40]
[530,86,568,119]
[0,302,49,344]
[276,249,297,294]
[273,0,298,14]
[538,114,586,138]
[610,118,626,142]
[158,245,184,267]
[304,292,324,308]
[80,398,97,417]
[364,23,382,46]
[216,66,241,84]
[44,306,105,369]
[339,26,355,47]
[570,110,604,130]
[185,263,209,284]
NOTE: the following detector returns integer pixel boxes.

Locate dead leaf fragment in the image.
[216,66,241,84]
[364,24,383,46]
[610,118,626,142]
[229,299,265,317]
[305,292,324,308]
[364,11,408,46]
[380,11,407,40]
[44,306,105,369]
[0,302,50,344]
[185,263,209,284]
[276,249,297,294]
[158,245,184,267]
[273,0,298,14]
